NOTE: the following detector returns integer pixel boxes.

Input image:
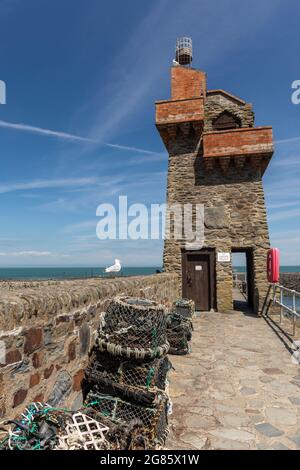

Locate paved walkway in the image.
[166,311,300,450]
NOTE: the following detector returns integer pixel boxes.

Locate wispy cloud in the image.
[275,136,300,145]
[0,119,160,155]
[63,220,97,233]
[270,229,300,265]
[128,153,166,165]
[272,155,300,167]
[85,0,171,141]
[84,0,283,141]
[268,208,300,222]
[268,200,300,210]
[265,177,300,198]
[0,177,97,194]
[0,238,20,248]
[0,250,69,257]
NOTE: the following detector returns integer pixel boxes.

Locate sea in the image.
[0,265,298,280]
[234,266,300,273]
[0,267,162,280]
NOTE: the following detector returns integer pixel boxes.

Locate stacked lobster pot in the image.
[84,297,172,449]
[1,401,152,450]
[0,402,112,450]
[166,299,195,355]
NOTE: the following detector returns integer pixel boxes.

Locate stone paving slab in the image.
[166,311,300,450]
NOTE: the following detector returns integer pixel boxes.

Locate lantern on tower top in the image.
[175,37,193,66]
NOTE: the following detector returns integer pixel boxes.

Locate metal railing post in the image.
[280,287,283,324]
[272,284,300,336]
[293,292,296,336]
[268,283,300,337]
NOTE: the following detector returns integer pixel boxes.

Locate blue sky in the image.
[0,0,299,267]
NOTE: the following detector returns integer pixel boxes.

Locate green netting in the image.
[166,312,193,355]
[0,402,152,451]
[174,298,195,319]
[1,403,76,450]
[84,350,171,406]
[84,390,169,448]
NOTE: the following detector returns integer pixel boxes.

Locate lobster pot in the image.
[0,403,110,451]
[84,351,172,406]
[174,298,195,319]
[166,312,193,356]
[85,391,169,448]
[84,409,152,450]
[97,297,169,360]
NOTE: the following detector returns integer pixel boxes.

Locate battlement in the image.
[203,126,274,174]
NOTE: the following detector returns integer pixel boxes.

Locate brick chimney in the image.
[171,66,206,100]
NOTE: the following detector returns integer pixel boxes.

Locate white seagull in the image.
[104,259,121,275]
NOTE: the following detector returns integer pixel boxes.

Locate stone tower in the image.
[155,45,274,314]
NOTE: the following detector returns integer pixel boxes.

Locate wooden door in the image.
[183,253,212,311]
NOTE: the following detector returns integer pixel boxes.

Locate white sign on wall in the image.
[217,252,231,262]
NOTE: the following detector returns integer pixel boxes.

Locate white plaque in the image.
[217,252,231,262]
[195,265,202,271]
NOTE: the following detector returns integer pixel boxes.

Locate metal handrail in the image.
[271,283,300,336]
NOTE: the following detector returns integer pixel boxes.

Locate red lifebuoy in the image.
[267,248,280,283]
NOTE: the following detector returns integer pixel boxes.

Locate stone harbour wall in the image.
[280,273,300,291]
[0,273,180,419]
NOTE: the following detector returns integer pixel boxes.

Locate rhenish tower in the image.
[155,38,274,314]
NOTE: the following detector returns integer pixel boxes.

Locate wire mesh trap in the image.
[96,296,169,359]
[84,391,169,448]
[0,403,110,451]
[84,351,172,406]
[1,296,173,451]
[166,312,193,355]
[55,412,109,450]
[173,298,195,319]
[83,412,150,450]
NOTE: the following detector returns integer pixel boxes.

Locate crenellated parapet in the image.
[155,66,274,175]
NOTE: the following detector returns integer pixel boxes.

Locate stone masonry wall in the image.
[204,92,254,131]
[162,86,270,314]
[163,136,270,313]
[0,273,179,419]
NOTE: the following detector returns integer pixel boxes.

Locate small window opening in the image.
[213,111,241,131]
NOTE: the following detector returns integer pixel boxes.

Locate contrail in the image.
[275,136,300,144]
[0,119,159,155]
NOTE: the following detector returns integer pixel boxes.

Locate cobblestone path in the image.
[166,311,300,450]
